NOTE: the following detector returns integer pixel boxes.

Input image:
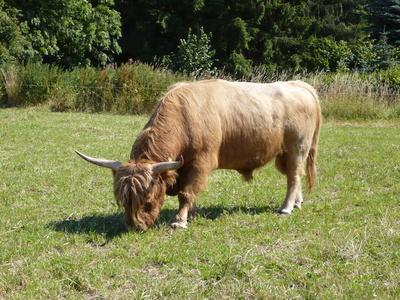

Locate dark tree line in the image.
[1,0,399,73]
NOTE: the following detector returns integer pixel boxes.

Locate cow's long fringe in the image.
[113,162,178,230]
[114,167,154,229]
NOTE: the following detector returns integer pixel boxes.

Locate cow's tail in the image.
[305,87,321,193]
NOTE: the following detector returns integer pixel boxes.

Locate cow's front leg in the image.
[170,191,198,228]
[170,163,212,229]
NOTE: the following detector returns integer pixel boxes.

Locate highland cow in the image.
[76,79,321,231]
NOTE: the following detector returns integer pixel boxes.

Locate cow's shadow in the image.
[157,204,275,225]
[48,212,129,242]
[48,204,275,242]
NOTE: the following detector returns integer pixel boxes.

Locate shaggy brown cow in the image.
[76,79,321,231]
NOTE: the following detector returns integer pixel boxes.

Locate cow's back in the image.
[147,79,320,174]
[164,80,318,171]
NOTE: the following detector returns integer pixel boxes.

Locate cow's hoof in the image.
[170,222,187,229]
[294,203,302,209]
[277,207,292,215]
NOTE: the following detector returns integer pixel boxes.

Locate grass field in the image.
[1,108,399,299]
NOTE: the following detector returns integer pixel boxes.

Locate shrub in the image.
[1,61,192,113]
[164,27,217,78]
[1,61,399,120]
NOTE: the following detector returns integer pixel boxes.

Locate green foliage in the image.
[373,32,398,70]
[312,38,353,72]
[1,61,400,120]
[350,38,378,72]
[227,17,252,51]
[0,1,35,64]
[116,0,372,73]
[363,1,400,73]
[1,0,122,68]
[377,66,400,90]
[164,27,216,77]
[0,61,192,113]
[227,50,253,79]
[365,0,400,46]
[3,0,399,73]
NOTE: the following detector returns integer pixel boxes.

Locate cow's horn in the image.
[152,156,184,174]
[75,150,122,171]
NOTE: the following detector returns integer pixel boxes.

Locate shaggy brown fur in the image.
[84,79,321,230]
[112,160,178,230]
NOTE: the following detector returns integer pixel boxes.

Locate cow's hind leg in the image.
[170,164,212,229]
[276,153,305,214]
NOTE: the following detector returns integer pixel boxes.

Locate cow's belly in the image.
[217,135,283,171]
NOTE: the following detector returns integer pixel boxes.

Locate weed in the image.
[1,65,20,106]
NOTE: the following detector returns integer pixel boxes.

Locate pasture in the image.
[1,108,399,299]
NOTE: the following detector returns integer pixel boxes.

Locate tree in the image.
[0,0,36,64]
[373,32,397,70]
[164,27,216,77]
[262,1,372,72]
[2,0,122,68]
[3,0,379,72]
[115,0,372,73]
[365,0,400,46]
[310,38,353,72]
[115,0,204,62]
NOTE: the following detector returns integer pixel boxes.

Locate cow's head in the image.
[75,151,182,231]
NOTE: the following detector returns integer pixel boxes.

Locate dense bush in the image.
[0,0,121,68]
[163,27,216,78]
[1,61,399,120]
[0,62,192,113]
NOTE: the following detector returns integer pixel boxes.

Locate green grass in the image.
[1,108,399,299]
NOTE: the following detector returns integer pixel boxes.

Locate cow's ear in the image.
[160,170,179,186]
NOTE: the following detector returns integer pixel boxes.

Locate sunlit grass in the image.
[1,109,399,299]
